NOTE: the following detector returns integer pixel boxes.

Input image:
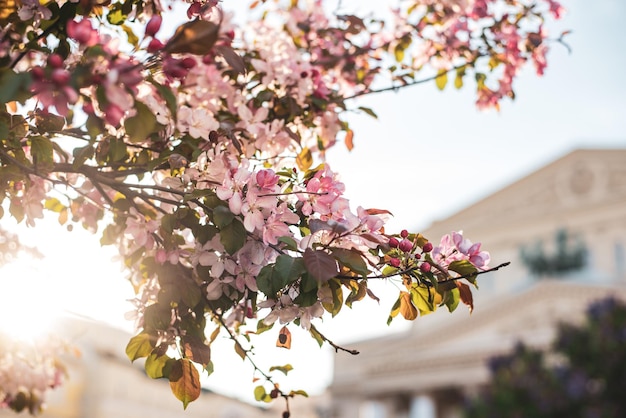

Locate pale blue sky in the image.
[327,0,626,232]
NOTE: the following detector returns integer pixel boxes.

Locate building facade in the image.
[331,149,626,418]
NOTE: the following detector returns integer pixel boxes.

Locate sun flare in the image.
[0,257,61,342]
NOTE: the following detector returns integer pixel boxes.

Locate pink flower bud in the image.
[147,38,164,53]
[399,239,413,253]
[51,69,70,85]
[388,237,399,248]
[48,54,64,69]
[419,262,431,273]
[423,242,433,253]
[82,101,94,114]
[389,257,401,268]
[31,66,45,80]
[180,57,197,70]
[145,15,162,37]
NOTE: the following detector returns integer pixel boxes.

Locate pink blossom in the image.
[66,19,99,47]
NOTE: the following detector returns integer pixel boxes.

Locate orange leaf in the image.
[169,358,201,409]
[399,291,418,320]
[276,326,292,349]
[344,129,354,151]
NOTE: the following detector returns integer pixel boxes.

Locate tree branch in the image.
[310,324,359,355]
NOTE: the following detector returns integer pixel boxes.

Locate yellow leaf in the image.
[435,70,448,91]
[296,147,313,171]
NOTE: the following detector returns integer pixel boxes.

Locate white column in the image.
[409,394,436,418]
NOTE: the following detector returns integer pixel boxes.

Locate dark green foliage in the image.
[466,297,626,418]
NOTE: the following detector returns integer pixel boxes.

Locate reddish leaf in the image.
[215,45,246,74]
[164,20,220,55]
[303,248,339,282]
[456,281,474,313]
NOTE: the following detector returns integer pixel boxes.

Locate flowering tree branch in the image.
[0,0,566,413]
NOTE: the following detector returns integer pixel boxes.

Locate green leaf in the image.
[220,219,246,254]
[269,364,293,376]
[357,106,378,119]
[289,389,309,397]
[257,255,304,296]
[150,79,178,122]
[309,326,324,347]
[256,319,274,335]
[213,205,234,228]
[330,248,369,276]
[125,333,153,362]
[277,236,299,251]
[448,259,478,286]
[169,358,201,409]
[0,69,32,104]
[254,385,268,402]
[345,280,367,308]
[108,137,127,162]
[387,295,402,325]
[442,287,460,312]
[303,248,339,282]
[145,353,171,379]
[435,70,448,91]
[125,101,157,143]
[72,145,94,169]
[30,136,54,171]
[321,279,343,317]
[410,285,439,316]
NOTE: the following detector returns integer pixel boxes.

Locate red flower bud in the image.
[48,54,64,69]
[419,262,431,273]
[180,57,197,69]
[423,242,433,253]
[31,66,45,80]
[388,237,399,248]
[389,257,401,268]
[51,69,70,85]
[400,229,409,238]
[147,38,164,53]
[399,239,413,253]
[145,15,162,37]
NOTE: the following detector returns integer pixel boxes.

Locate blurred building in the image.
[0,315,329,418]
[331,148,626,418]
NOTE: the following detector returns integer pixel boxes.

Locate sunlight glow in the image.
[0,257,62,342]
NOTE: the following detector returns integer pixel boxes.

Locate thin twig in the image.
[310,324,359,355]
